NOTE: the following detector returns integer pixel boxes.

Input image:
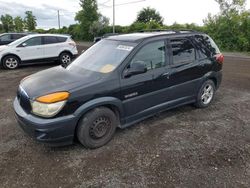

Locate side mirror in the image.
[124,61,147,78]
[21,43,27,47]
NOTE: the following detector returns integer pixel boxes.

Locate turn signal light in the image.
[36,92,70,103]
[215,53,224,64]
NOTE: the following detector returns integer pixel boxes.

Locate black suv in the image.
[0,33,28,45]
[14,30,223,149]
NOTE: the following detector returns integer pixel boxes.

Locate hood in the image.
[20,66,102,99]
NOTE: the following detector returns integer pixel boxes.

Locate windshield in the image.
[7,35,31,47]
[67,39,136,73]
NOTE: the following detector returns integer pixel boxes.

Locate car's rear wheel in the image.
[77,107,118,149]
[59,52,72,66]
[3,55,20,69]
[195,80,215,108]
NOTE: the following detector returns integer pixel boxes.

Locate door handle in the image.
[155,72,171,80]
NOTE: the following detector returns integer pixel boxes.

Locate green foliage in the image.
[89,14,109,37]
[0,14,14,32]
[0,23,3,32]
[136,7,164,25]
[204,0,250,51]
[24,11,37,31]
[14,16,24,32]
[75,0,99,40]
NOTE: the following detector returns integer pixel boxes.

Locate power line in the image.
[116,0,146,6]
[99,0,146,8]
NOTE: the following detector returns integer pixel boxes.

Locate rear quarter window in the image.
[194,35,220,57]
[57,37,67,43]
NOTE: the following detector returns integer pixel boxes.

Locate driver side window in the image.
[23,37,42,47]
[130,41,166,70]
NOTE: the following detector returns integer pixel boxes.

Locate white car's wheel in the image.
[59,52,72,66]
[3,55,20,69]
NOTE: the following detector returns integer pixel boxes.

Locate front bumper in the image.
[13,97,78,146]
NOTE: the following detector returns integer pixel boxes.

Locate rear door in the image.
[43,36,64,58]
[167,37,202,99]
[17,36,44,61]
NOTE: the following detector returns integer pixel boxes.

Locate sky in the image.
[0,0,249,29]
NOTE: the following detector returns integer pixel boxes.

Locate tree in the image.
[203,0,249,51]
[0,14,14,32]
[75,0,99,40]
[14,16,24,32]
[89,14,109,37]
[215,0,246,15]
[0,23,3,32]
[24,11,37,31]
[136,7,164,25]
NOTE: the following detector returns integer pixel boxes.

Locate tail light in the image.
[215,53,224,64]
[68,42,76,48]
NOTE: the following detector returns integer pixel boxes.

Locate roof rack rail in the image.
[139,29,177,33]
[139,29,197,34]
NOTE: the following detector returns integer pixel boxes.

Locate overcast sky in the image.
[0,0,249,29]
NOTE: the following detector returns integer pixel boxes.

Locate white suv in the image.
[0,34,78,69]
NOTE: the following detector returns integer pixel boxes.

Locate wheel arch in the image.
[59,50,73,57]
[1,53,21,64]
[74,97,124,128]
[203,71,220,89]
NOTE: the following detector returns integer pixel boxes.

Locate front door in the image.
[17,36,44,61]
[120,40,167,121]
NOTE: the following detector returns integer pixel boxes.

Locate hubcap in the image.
[61,55,71,64]
[5,58,18,69]
[89,116,111,139]
[201,84,214,105]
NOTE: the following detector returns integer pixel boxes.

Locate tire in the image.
[2,55,20,69]
[194,80,216,108]
[59,52,72,66]
[77,107,118,149]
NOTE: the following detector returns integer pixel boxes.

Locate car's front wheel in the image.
[195,80,216,108]
[59,52,72,66]
[77,107,118,149]
[2,55,20,69]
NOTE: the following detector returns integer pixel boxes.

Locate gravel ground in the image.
[0,46,250,188]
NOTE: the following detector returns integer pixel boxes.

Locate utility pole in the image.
[57,10,61,29]
[113,0,115,33]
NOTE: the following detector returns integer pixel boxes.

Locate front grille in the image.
[17,87,32,113]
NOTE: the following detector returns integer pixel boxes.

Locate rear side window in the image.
[57,37,67,43]
[11,34,25,40]
[130,41,166,70]
[194,35,220,57]
[44,36,58,44]
[170,38,195,64]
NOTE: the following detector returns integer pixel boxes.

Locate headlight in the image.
[31,92,70,117]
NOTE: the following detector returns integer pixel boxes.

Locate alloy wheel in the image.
[201,84,214,105]
[5,57,18,69]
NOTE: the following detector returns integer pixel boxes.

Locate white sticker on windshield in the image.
[117,45,134,51]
